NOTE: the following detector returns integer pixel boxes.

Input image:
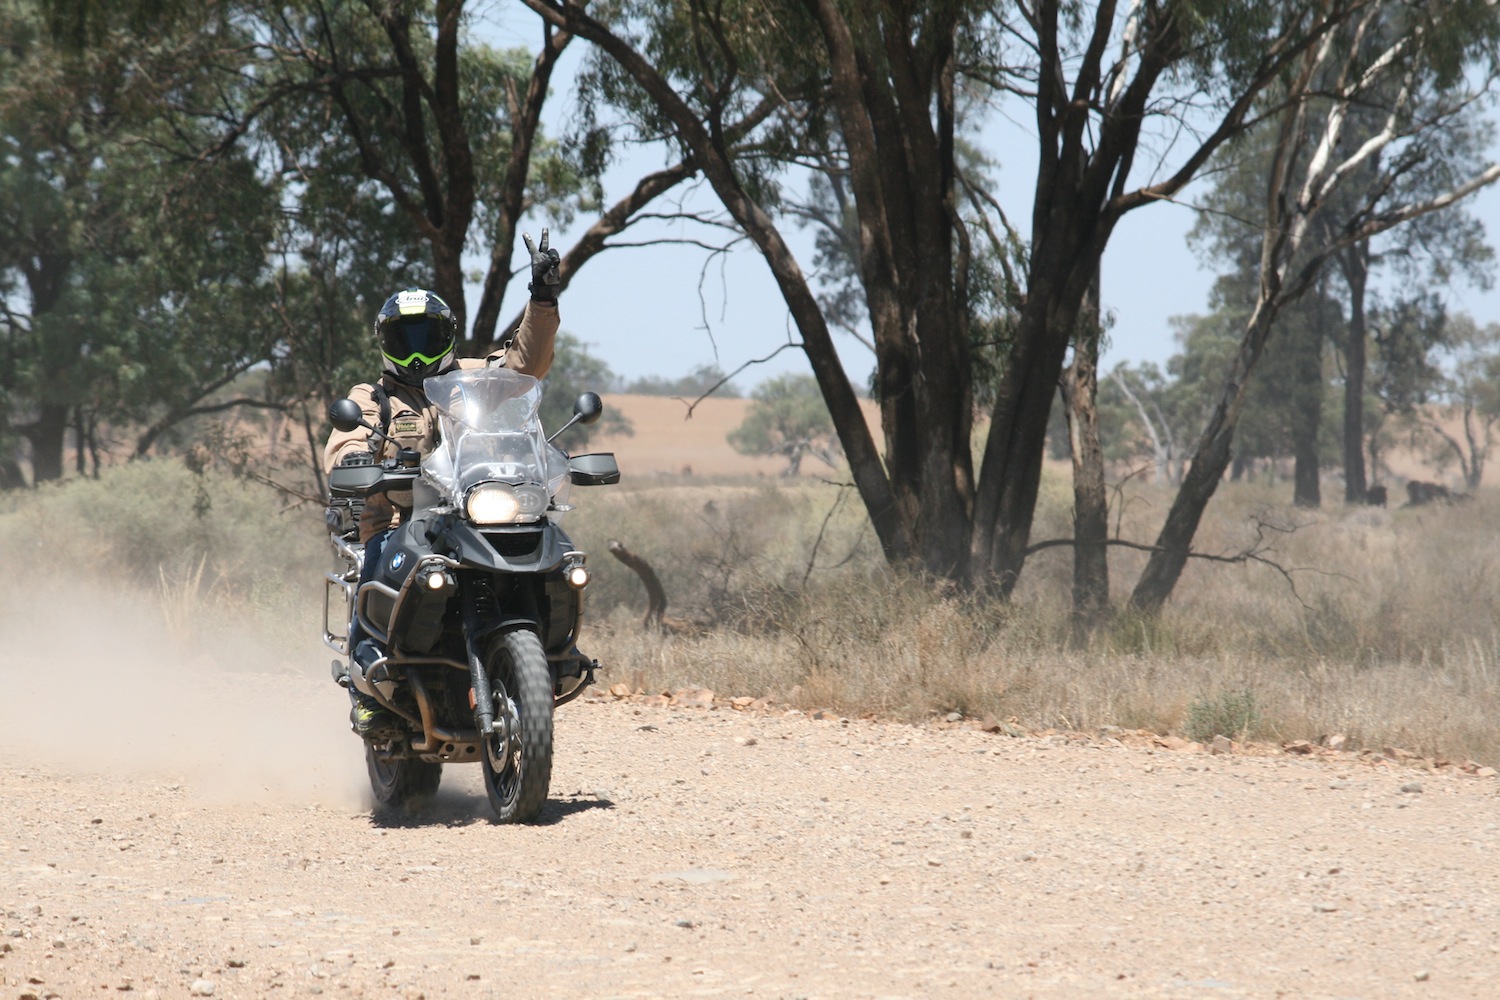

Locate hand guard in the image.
[523,229,561,302]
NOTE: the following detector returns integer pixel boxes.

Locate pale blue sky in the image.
[473,9,1500,390]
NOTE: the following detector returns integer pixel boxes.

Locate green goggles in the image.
[379,315,454,368]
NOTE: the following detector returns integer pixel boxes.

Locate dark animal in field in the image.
[1404,480,1470,506]
[1406,480,1449,505]
[607,539,706,634]
[1365,484,1388,507]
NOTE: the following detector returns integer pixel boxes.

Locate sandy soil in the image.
[4,568,1498,999]
[5,654,1500,1000]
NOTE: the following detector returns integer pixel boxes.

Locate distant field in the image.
[595,392,1456,493]
[591,392,882,479]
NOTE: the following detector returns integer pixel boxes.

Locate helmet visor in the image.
[380,315,454,367]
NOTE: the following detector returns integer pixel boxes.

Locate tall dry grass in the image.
[4,460,1498,763]
[572,472,1500,763]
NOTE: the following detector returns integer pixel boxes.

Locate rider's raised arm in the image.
[323,382,385,473]
[489,299,558,378]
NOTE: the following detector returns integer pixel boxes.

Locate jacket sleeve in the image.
[323,382,384,474]
[487,300,558,378]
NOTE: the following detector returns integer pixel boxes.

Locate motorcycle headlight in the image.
[465,483,548,524]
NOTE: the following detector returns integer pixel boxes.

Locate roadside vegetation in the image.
[6,462,1498,765]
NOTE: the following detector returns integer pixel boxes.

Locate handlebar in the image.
[328,458,423,497]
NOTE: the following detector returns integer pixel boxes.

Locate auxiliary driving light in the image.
[567,565,590,589]
[426,571,447,591]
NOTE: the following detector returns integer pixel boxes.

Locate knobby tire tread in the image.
[484,628,553,824]
[366,748,442,812]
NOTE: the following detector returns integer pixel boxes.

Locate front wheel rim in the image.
[485,694,523,803]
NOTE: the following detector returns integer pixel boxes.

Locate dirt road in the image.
[5,659,1500,1000]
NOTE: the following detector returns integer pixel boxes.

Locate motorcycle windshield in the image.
[420,368,570,504]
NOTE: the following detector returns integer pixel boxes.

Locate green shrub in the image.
[1185,689,1261,742]
[0,458,326,601]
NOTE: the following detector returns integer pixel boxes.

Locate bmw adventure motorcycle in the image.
[322,368,619,823]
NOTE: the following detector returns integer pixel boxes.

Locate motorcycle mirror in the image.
[573,392,604,426]
[329,398,367,433]
[548,392,606,443]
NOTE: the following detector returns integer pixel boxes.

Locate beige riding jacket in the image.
[323,301,558,542]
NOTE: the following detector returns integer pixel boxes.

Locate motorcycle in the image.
[322,367,619,823]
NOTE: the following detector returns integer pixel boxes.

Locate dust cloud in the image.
[0,576,366,809]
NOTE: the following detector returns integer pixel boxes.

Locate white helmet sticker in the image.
[396,289,428,316]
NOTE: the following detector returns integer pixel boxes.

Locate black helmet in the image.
[376,288,458,386]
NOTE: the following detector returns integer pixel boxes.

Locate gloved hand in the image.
[524,229,561,303]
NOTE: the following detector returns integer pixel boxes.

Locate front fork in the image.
[459,573,530,755]
[460,574,499,739]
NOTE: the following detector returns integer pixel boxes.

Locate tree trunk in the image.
[967,0,1186,595]
[1061,288,1109,625]
[1290,315,1324,509]
[22,404,70,484]
[1339,242,1370,503]
[1112,371,1169,483]
[1462,406,1489,490]
[972,246,1096,594]
[0,456,24,490]
[811,0,973,577]
[73,407,88,478]
[1130,295,1286,614]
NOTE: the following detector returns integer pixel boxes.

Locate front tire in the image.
[366,748,442,812]
[482,628,553,823]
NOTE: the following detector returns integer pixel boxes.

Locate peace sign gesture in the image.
[523,229,561,303]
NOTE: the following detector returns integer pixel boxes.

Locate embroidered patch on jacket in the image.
[391,417,422,436]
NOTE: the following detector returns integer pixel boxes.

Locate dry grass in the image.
[5,458,1499,764]
[576,474,1500,764]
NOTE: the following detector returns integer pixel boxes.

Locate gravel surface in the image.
[4,662,1500,1000]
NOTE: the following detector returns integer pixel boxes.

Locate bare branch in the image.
[681,341,805,418]
[802,481,855,587]
[1029,520,1342,612]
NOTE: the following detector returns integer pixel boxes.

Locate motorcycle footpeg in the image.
[330,658,351,688]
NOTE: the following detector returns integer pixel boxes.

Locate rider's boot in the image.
[349,640,401,739]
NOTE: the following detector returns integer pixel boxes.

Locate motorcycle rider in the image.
[325,231,562,737]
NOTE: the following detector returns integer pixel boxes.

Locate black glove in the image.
[524,229,561,303]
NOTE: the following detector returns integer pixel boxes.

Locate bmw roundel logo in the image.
[389,552,406,572]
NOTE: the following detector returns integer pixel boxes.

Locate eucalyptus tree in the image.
[523,0,1409,593]
[728,374,842,476]
[1130,0,1500,612]
[0,0,280,483]
[1182,17,1495,507]
[1333,184,1492,503]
